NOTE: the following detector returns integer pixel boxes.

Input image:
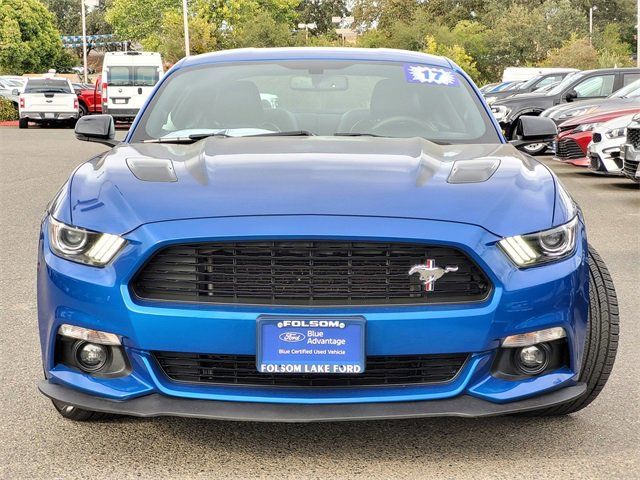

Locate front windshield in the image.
[517,75,543,90]
[610,79,640,98]
[132,60,499,144]
[546,72,583,96]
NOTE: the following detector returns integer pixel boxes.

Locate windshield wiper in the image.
[334,132,387,137]
[142,132,231,144]
[246,130,315,137]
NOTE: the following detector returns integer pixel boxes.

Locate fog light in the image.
[75,342,108,372]
[515,344,549,375]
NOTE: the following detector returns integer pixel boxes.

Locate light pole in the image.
[182,0,190,57]
[81,0,88,83]
[589,5,597,46]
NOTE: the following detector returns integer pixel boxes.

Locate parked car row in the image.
[551,103,640,183]
[485,67,640,155]
[11,51,164,128]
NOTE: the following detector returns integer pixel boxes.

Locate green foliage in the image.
[106,0,181,42]
[0,0,67,75]
[541,35,598,70]
[232,10,294,48]
[0,96,18,121]
[593,24,634,68]
[297,0,347,35]
[143,9,217,63]
[423,35,480,82]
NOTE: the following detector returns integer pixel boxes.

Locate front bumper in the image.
[623,143,640,181]
[38,215,589,418]
[39,380,587,422]
[553,131,591,166]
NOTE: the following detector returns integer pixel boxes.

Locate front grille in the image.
[131,241,491,306]
[628,126,640,148]
[623,158,639,178]
[153,352,469,387]
[556,138,585,160]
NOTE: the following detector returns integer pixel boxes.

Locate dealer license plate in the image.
[256,316,365,374]
[44,113,54,119]
[113,98,126,104]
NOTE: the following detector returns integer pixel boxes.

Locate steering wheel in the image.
[369,116,436,135]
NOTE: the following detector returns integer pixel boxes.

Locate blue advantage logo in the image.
[279,332,306,343]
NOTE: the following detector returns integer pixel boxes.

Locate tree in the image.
[0,0,68,74]
[542,35,598,70]
[232,10,294,48]
[423,35,480,82]
[106,0,181,43]
[297,0,347,35]
[43,0,81,35]
[594,23,633,68]
[143,10,217,63]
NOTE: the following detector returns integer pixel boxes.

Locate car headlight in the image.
[572,122,601,133]
[498,216,578,267]
[560,108,589,121]
[605,127,627,139]
[485,96,497,105]
[48,217,126,266]
[491,105,511,121]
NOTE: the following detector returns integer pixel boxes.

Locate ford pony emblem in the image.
[409,259,459,292]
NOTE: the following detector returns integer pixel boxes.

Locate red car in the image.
[74,76,103,117]
[554,107,640,166]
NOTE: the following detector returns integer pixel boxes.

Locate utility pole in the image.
[182,0,190,57]
[589,6,597,46]
[81,0,88,83]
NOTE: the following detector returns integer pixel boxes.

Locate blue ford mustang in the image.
[37,48,619,422]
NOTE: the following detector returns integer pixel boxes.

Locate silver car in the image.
[587,113,636,175]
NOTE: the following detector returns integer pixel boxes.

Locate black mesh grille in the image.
[623,157,639,178]
[153,352,469,387]
[131,241,491,306]
[556,138,586,160]
[628,126,640,148]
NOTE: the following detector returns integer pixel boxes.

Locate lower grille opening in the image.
[153,352,469,387]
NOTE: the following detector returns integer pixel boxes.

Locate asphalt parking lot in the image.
[1,128,638,479]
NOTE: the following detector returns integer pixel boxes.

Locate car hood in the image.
[68,137,557,237]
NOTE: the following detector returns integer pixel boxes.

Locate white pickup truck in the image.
[18,78,79,129]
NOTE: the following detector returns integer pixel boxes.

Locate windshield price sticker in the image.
[404,64,460,87]
[256,317,365,374]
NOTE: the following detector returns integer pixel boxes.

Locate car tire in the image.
[51,399,110,421]
[18,118,28,129]
[522,245,619,416]
[78,104,88,118]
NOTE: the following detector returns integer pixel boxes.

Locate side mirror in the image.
[75,115,118,147]
[12,89,19,96]
[509,116,557,151]
[564,89,578,102]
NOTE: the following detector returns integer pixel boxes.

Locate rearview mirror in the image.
[75,115,118,147]
[509,116,557,151]
[564,89,578,102]
[290,75,348,91]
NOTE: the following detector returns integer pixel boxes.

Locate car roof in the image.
[180,48,453,70]
[577,67,640,75]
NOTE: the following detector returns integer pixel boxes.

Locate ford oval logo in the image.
[279,332,306,343]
